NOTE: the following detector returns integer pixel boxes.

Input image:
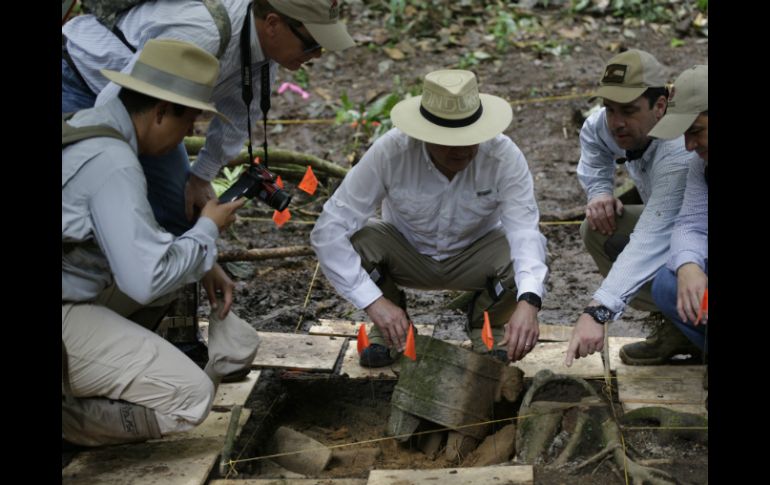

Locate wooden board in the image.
[310,318,434,338]
[339,344,399,379]
[537,324,574,342]
[252,332,345,372]
[63,409,250,485]
[213,370,261,408]
[616,364,707,416]
[512,342,604,379]
[211,480,366,485]
[367,465,533,484]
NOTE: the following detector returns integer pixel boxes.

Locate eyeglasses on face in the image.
[282,16,321,54]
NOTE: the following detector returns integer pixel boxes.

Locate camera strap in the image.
[240,2,271,168]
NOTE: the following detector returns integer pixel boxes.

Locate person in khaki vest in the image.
[62,39,258,447]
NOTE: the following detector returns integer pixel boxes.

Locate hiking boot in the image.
[619,319,703,365]
[487,349,509,363]
[359,343,395,368]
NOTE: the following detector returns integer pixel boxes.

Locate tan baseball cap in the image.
[101,39,227,121]
[390,70,512,146]
[648,65,708,139]
[268,0,355,51]
[596,49,666,104]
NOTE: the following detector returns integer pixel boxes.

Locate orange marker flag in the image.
[253,156,261,165]
[356,324,370,354]
[275,175,284,189]
[404,323,416,360]
[695,288,708,325]
[482,311,494,350]
[298,165,318,195]
[272,208,291,227]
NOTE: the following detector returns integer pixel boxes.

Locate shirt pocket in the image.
[388,191,440,228]
[457,190,499,220]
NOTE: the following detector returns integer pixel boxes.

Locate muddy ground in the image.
[198,2,708,483]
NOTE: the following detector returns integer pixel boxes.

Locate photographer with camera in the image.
[311,69,549,367]
[62,40,260,447]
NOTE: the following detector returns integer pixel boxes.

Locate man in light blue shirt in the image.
[564,49,701,367]
[649,65,709,354]
[62,40,257,447]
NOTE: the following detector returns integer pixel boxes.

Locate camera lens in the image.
[269,189,292,212]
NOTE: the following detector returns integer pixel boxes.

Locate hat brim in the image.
[648,112,698,140]
[100,69,230,124]
[304,22,355,51]
[390,94,512,146]
[596,85,647,104]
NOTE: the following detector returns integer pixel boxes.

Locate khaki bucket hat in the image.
[649,65,708,139]
[268,0,355,51]
[100,39,226,120]
[390,70,513,146]
[596,49,666,104]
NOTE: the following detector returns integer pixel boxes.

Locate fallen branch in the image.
[217,245,315,262]
[184,136,349,179]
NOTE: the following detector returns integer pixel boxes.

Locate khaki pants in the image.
[579,204,657,312]
[351,221,522,352]
[62,286,214,437]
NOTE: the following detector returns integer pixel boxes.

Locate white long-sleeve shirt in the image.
[577,108,697,315]
[63,0,275,182]
[62,98,219,304]
[310,129,548,310]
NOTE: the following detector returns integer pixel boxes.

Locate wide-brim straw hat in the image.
[101,38,228,121]
[390,70,512,146]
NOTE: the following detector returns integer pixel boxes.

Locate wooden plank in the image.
[63,437,222,485]
[367,465,533,485]
[339,344,398,379]
[211,480,366,485]
[311,318,434,338]
[213,370,261,408]
[160,408,251,442]
[537,324,573,342]
[513,342,604,379]
[617,364,707,416]
[63,409,250,485]
[253,332,345,372]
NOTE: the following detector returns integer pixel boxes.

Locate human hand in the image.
[200,197,246,232]
[201,263,235,319]
[499,301,540,362]
[185,174,218,222]
[676,263,708,325]
[364,296,410,351]
[585,194,624,235]
[564,310,605,367]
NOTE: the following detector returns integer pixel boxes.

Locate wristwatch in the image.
[583,305,613,324]
[517,292,542,310]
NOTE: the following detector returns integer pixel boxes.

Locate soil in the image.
[198,2,708,483]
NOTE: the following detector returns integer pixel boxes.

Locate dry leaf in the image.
[558,26,585,39]
[313,87,332,102]
[383,47,405,60]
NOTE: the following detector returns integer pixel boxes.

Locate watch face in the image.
[587,306,612,323]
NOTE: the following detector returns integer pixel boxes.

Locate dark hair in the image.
[118,88,188,116]
[640,87,669,109]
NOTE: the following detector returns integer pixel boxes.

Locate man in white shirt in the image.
[311,69,548,367]
[62,40,258,447]
[564,49,701,367]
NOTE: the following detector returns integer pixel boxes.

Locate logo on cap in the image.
[329,0,339,20]
[602,64,627,84]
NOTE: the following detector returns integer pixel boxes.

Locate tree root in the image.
[621,406,708,445]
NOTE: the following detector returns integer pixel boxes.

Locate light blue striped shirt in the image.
[667,158,708,272]
[577,108,697,316]
[62,0,275,182]
[62,98,219,304]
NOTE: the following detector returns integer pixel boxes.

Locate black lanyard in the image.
[240,2,271,168]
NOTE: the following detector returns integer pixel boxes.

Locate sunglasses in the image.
[282,16,321,54]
